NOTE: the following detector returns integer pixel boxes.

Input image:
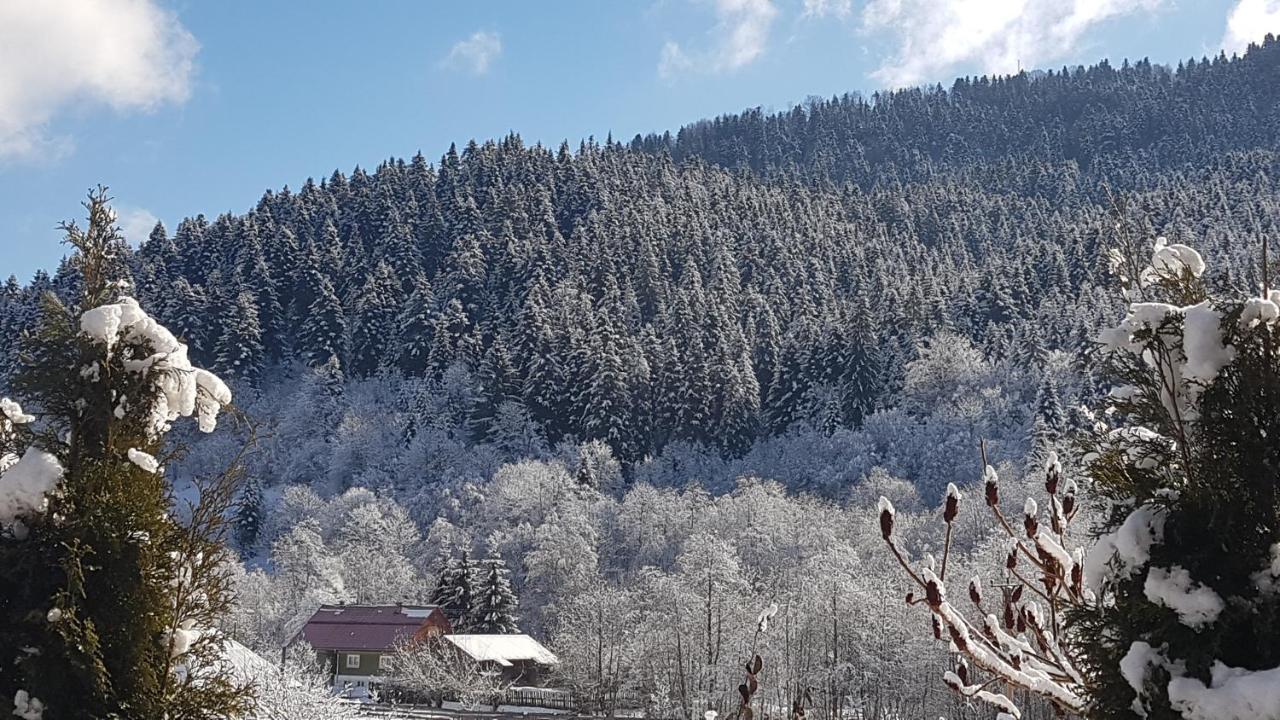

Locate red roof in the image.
[298,605,450,652]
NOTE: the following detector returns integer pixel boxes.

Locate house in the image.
[294,604,452,693]
[444,634,559,685]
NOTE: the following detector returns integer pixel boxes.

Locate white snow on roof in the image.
[221,637,276,683]
[445,634,559,667]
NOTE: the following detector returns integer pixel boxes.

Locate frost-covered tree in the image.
[273,356,344,486]
[572,439,623,494]
[236,474,265,554]
[552,583,638,715]
[336,501,422,604]
[0,189,251,719]
[272,519,347,612]
[429,550,476,627]
[487,400,547,459]
[389,636,510,710]
[350,260,401,377]
[253,643,361,720]
[465,554,519,634]
[214,289,265,383]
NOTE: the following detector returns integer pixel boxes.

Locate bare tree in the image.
[387,637,511,710]
[252,645,360,720]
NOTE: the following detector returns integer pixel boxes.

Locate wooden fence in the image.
[503,687,575,711]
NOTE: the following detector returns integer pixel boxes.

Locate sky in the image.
[1,0,1277,283]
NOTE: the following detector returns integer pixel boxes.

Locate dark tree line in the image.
[2,39,1279,466]
[634,36,1280,190]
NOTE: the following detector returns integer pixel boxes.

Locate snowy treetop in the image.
[81,296,232,435]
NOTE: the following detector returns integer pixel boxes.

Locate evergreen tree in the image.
[428,550,476,628]
[0,189,252,719]
[464,555,520,634]
[214,289,265,383]
[1033,372,1067,436]
[236,247,286,362]
[1027,373,1068,468]
[472,334,523,440]
[167,277,211,359]
[765,339,809,433]
[580,321,634,458]
[235,475,265,554]
[298,271,346,368]
[1075,236,1280,718]
[394,274,436,375]
[426,298,471,375]
[839,293,884,426]
[0,276,22,386]
[350,261,402,377]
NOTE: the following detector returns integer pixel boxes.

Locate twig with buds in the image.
[876,446,1090,718]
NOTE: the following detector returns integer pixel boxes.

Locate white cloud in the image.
[441,31,503,75]
[802,0,853,19]
[855,0,1164,88]
[1222,0,1280,55]
[659,0,779,79]
[659,41,695,78]
[0,0,198,164]
[116,206,161,246]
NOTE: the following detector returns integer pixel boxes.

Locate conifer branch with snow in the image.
[0,189,252,719]
[1075,232,1280,718]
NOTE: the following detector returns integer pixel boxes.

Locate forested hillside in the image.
[636,42,1280,186]
[2,39,1279,484]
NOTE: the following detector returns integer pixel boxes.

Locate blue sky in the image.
[0,0,1274,283]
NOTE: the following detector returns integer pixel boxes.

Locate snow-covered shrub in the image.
[1076,234,1280,718]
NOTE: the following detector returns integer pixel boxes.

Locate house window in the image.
[379,655,394,672]
[345,654,360,669]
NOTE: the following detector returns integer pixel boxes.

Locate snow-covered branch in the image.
[878,453,1090,717]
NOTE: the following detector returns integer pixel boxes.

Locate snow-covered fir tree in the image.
[429,550,476,628]
[298,270,346,368]
[394,274,435,375]
[350,260,401,377]
[236,474,265,554]
[465,554,520,634]
[214,289,265,383]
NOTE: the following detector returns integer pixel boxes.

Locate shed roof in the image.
[444,634,560,667]
[221,638,275,683]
